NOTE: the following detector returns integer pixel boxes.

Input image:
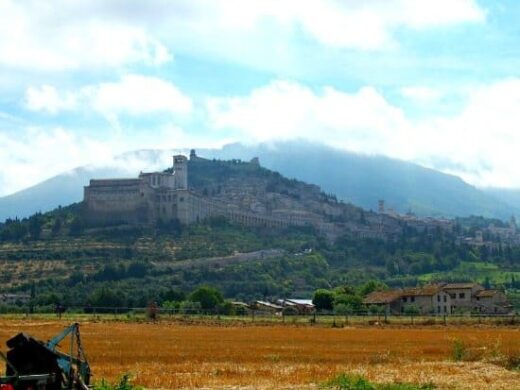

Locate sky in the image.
[1,0,520,196]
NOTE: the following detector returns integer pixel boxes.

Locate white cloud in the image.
[397,0,485,29]
[86,75,192,117]
[0,0,484,73]
[207,78,520,188]
[267,0,485,50]
[421,78,520,188]
[158,0,485,51]
[25,85,77,114]
[400,86,443,103]
[6,77,520,196]
[0,0,171,70]
[207,80,410,155]
[25,74,192,118]
[0,127,114,196]
[0,125,223,197]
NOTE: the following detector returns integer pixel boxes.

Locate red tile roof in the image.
[443,283,482,290]
[401,285,442,297]
[363,290,401,304]
[475,290,501,298]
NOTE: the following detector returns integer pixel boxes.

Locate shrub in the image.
[334,303,354,317]
[282,306,299,316]
[452,339,467,362]
[93,374,143,390]
[189,286,224,311]
[321,374,375,390]
[313,289,335,311]
[505,354,520,370]
[321,374,435,390]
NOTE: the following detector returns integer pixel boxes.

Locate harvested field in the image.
[0,319,519,389]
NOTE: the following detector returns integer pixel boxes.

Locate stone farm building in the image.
[363,283,513,316]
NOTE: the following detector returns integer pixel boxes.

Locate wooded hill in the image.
[0,158,519,310]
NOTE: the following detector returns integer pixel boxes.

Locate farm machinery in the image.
[0,323,91,390]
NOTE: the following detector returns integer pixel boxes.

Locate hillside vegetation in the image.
[0,158,519,310]
[1,215,520,310]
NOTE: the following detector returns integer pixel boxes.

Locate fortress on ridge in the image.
[84,149,520,248]
[84,150,416,240]
[84,150,313,228]
[84,154,194,225]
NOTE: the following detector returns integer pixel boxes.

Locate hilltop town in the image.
[0,150,519,312]
[84,150,396,240]
[84,150,520,248]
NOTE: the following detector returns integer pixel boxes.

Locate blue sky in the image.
[1,0,520,196]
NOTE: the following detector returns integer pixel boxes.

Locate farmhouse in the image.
[473,289,513,314]
[399,286,451,315]
[363,286,451,316]
[442,282,483,313]
[363,283,513,315]
[362,290,402,315]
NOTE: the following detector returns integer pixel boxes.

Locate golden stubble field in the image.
[0,319,519,389]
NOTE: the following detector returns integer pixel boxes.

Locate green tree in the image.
[404,304,420,324]
[334,294,362,312]
[89,287,126,308]
[334,303,354,323]
[51,217,62,236]
[312,289,335,311]
[189,286,224,311]
[28,213,43,240]
[162,288,186,302]
[69,216,85,236]
[127,262,148,278]
[359,280,387,297]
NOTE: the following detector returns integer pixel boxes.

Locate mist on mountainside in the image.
[0,140,517,221]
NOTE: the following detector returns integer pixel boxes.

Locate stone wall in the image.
[84,179,149,224]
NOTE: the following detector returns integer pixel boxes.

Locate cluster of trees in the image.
[2,202,520,310]
[311,281,427,316]
[0,214,47,241]
[61,285,230,314]
[312,280,387,314]
[0,208,84,242]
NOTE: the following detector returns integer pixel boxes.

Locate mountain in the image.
[0,149,178,221]
[0,141,517,221]
[482,188,520,212]
[200,141,518,219]
[1,153,519,307]
[0,167,128,221]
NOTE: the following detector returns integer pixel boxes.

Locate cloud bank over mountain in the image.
[2,0,520,199]
[0,141,516,222]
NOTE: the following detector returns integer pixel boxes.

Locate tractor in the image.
[0,323,90,390]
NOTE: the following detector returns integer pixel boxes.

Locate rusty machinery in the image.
[0,323,90,390]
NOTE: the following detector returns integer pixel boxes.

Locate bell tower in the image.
[173,155,188,189]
